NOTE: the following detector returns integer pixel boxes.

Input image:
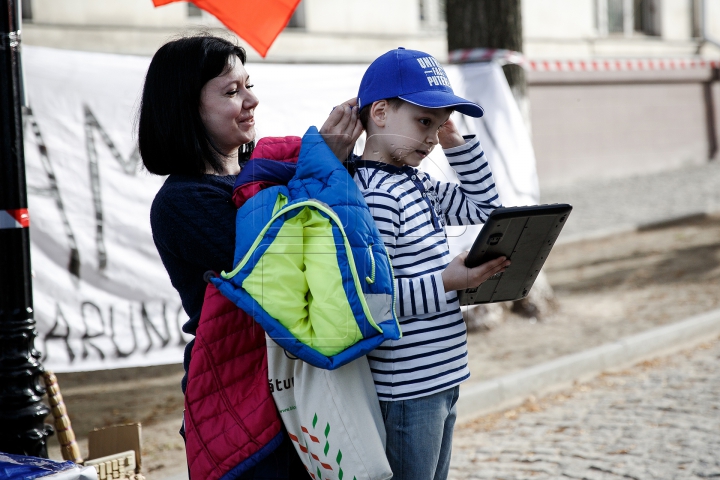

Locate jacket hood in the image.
[232,136,301,208]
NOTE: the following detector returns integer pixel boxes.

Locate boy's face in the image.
[368,101,453,167]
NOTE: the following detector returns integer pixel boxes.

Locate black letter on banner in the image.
[109,304,138,358]
[83,105,141,271]
[80,302,107,360]
[24,108,82,277]
[175,304,188,346]
[140,302,170,353]
[42,303,75,363]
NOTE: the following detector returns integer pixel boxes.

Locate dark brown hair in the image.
[138,35,253,176]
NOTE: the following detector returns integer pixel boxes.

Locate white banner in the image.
[23,46,538,372]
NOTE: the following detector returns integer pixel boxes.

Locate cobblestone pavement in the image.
[541,161,720,238]
[450,337,720,479]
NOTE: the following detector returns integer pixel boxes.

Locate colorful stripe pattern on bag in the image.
[287,412,357,480]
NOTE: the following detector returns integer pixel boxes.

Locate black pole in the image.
[0,0,53,457]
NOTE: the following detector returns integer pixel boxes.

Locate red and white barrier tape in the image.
[0,209,30,229]
[449,48,526,66]
[528,58,720,72]
[449,48,720,71]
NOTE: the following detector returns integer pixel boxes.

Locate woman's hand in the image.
[320,97,364,161]
[438,118,466,149]
[441,252,510,292]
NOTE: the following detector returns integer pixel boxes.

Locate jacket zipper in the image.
[365,244,376,284]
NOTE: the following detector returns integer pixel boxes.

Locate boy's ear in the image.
[369,100,388,128]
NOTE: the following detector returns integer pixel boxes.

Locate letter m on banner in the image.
[84,105,140,270]
[25,105,140,276]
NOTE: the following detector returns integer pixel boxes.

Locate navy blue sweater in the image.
[150,174,237,393]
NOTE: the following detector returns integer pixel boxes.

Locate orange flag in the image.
[153,0,302,57]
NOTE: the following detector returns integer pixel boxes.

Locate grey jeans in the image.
[379,385,460,480]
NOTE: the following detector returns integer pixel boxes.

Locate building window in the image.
[597,0,660,36]
[634,0,660,35]
[607,0,625,33]
[188,3,202,18]
[419,0,444,29]
[691,0,702,38]
[287,1,306,29]
[22,0,33,21]
[438,0,446,23]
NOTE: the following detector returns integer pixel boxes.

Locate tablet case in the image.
[459,204,572,305]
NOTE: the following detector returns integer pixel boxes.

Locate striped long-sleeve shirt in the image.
[352,135,502,401]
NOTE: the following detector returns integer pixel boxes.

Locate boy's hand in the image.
[320,97,364,162]
[441,252,510,292]
[438,118,466,149]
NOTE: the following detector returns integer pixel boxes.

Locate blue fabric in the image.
[234,159,297,189]
[0,453,75,480]
[213,126,400,369]
[220,431,298,480]
[232,185,288,269]
[215,276,393,370]
[150,174,237,394]
[378,386,460,480]
[356,48,484,117]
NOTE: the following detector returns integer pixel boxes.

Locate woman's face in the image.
[199,58,259,157]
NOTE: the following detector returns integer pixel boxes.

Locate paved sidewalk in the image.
[450,337,720,479]
[540,161,720,240]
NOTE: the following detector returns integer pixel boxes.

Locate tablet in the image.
[458,204,572,305]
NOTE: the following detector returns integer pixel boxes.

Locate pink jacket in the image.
[182,137,303,480]
[183,281,283,480]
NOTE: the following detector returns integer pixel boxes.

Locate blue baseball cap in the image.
[357,48,484,118]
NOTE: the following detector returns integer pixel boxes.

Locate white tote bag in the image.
[266,335,393,480]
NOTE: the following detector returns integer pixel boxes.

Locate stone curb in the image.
[457,307,720,422]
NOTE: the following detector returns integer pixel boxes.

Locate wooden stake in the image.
[43,371,83,463]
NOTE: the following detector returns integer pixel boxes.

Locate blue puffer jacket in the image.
[212,127,401,369]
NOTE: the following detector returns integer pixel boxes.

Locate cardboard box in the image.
[87,423,142,472]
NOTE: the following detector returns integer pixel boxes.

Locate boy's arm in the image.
[363,187,450,317]
[433,132,502,226]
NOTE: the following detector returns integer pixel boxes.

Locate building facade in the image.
[20,0,720,186]
[21,0,720,61]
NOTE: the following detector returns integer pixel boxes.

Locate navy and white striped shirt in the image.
[352,135,502,401]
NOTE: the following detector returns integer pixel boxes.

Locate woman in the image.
[138,35,361,478]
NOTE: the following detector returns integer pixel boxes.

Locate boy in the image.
[352,48,511,480]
